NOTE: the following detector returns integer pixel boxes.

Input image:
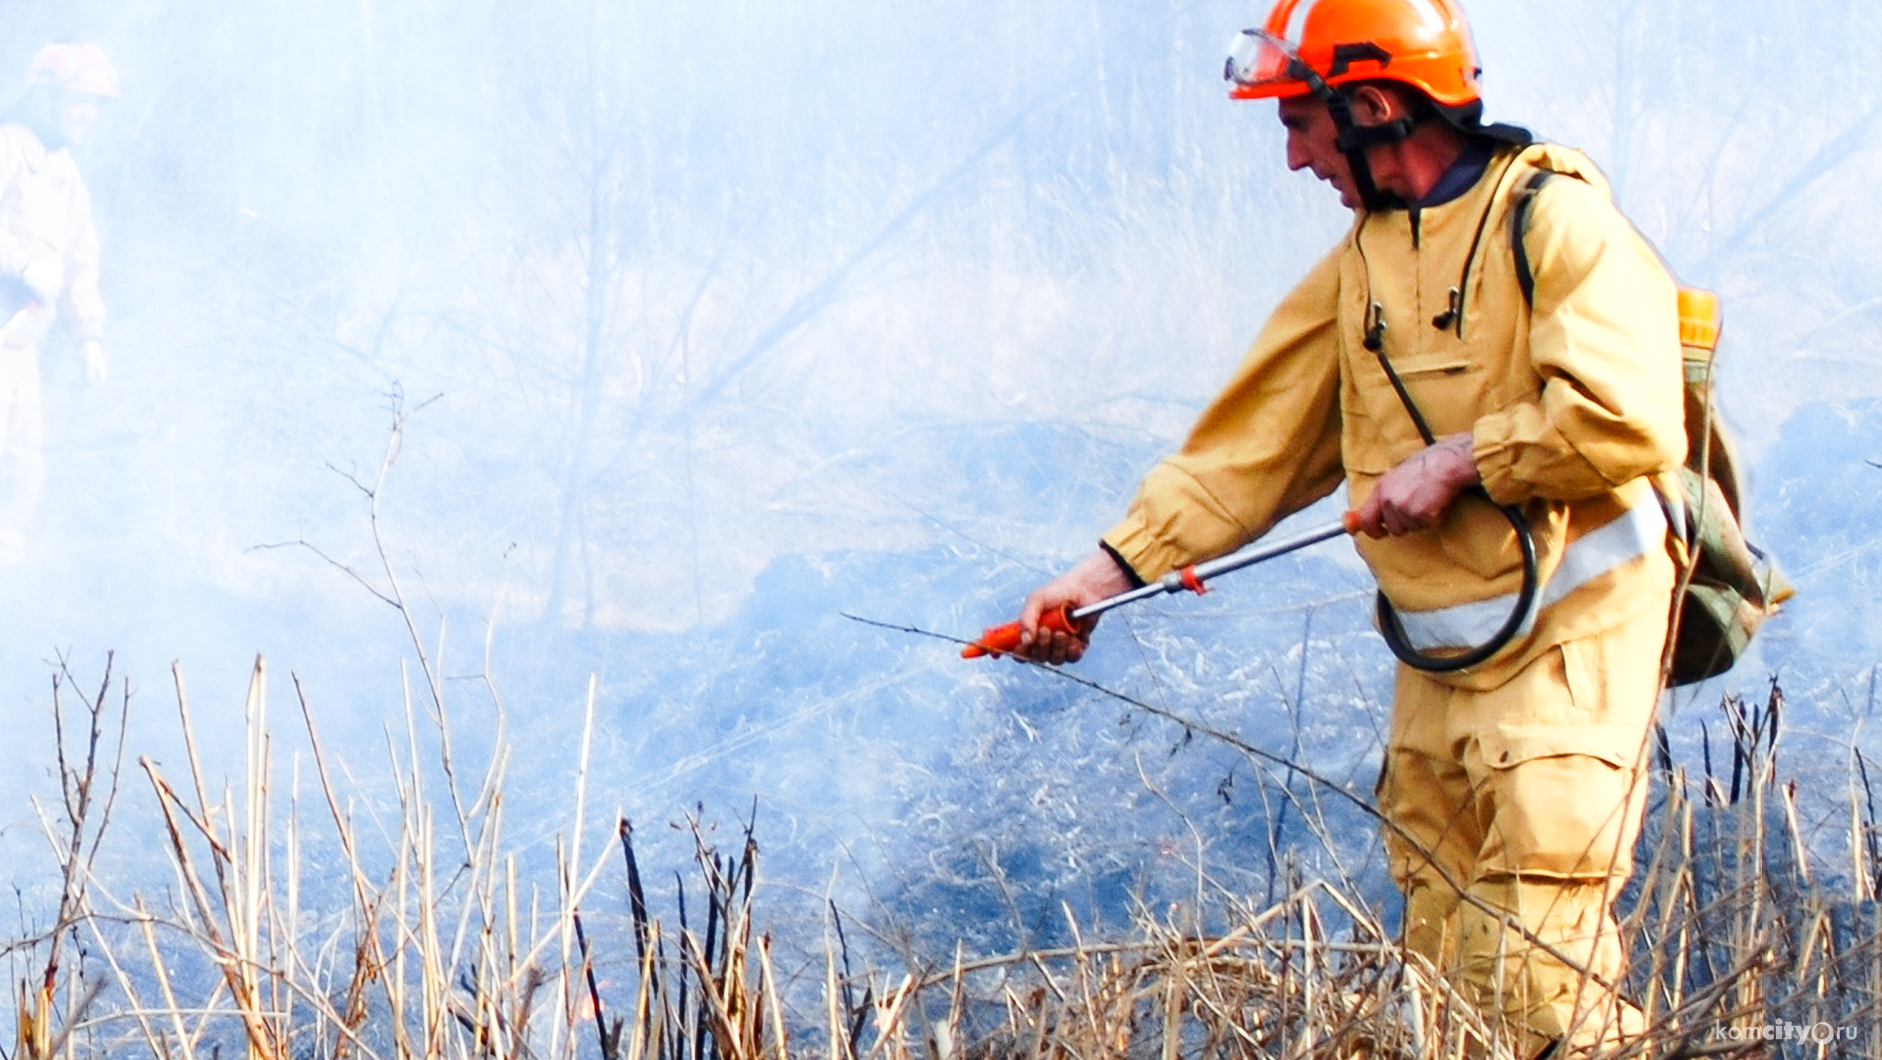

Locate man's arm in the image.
[1009,247,1348,664]
[1471,177,1686,504]
[1100,246,1347,581]
[0,130,43,291]
[62,179,106,381]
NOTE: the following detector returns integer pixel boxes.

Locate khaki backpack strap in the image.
[1509,168,1556,309]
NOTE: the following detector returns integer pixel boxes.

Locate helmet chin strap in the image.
[1290,58,1415,210]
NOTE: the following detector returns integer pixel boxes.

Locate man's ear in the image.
[1347,84,1400,126]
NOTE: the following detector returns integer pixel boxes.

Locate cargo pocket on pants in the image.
[1468,721,1651,880]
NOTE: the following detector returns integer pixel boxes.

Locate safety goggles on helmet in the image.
[1227,0,1485,106]
[1224,28,1315,97]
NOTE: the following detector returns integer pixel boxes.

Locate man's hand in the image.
[1351,432,1480,538]
[1014,550,1136,665]
[80,339,106,383]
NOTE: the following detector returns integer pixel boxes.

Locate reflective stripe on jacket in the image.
[1102,143,1684,684]
[1392,499,1665,651]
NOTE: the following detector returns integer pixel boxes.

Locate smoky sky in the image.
[0,0,1876,941]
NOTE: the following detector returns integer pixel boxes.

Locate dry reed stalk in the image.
[56,655,627,1060]
[824,924,846,1060]
[137,660,292,1059]
[889,716,1882,1060]
[14,641,1881,1060]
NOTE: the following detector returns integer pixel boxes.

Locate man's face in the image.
[48,90,101,148]
[1277,96,1360,209]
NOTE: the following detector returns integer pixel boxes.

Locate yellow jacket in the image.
[1102,143,1683,685]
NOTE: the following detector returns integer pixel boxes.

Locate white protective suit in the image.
[0,119,105,557]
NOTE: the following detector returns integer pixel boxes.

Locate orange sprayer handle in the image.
[961,604,1083,659]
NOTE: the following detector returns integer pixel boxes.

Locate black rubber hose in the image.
[1374,500,1540,672]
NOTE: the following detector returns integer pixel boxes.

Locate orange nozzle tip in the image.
[1342,510,1362,534]
[962,620,1023,660]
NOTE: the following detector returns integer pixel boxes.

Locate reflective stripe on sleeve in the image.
[1390,501,1666,651]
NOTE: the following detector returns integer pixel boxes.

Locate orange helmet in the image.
[1225,0,1482,108]
[25,42,121,98]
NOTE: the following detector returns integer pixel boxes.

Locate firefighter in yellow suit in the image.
[0,43,117,562]
[1009,2,1682,1055]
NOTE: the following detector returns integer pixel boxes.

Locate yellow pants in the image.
[1377,603,1666,1055]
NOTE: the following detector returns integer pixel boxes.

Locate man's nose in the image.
[1284,132,1310,172]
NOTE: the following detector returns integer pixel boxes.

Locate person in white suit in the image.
[0,42,118,561]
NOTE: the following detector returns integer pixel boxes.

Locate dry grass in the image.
[4,659,1878,1060]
